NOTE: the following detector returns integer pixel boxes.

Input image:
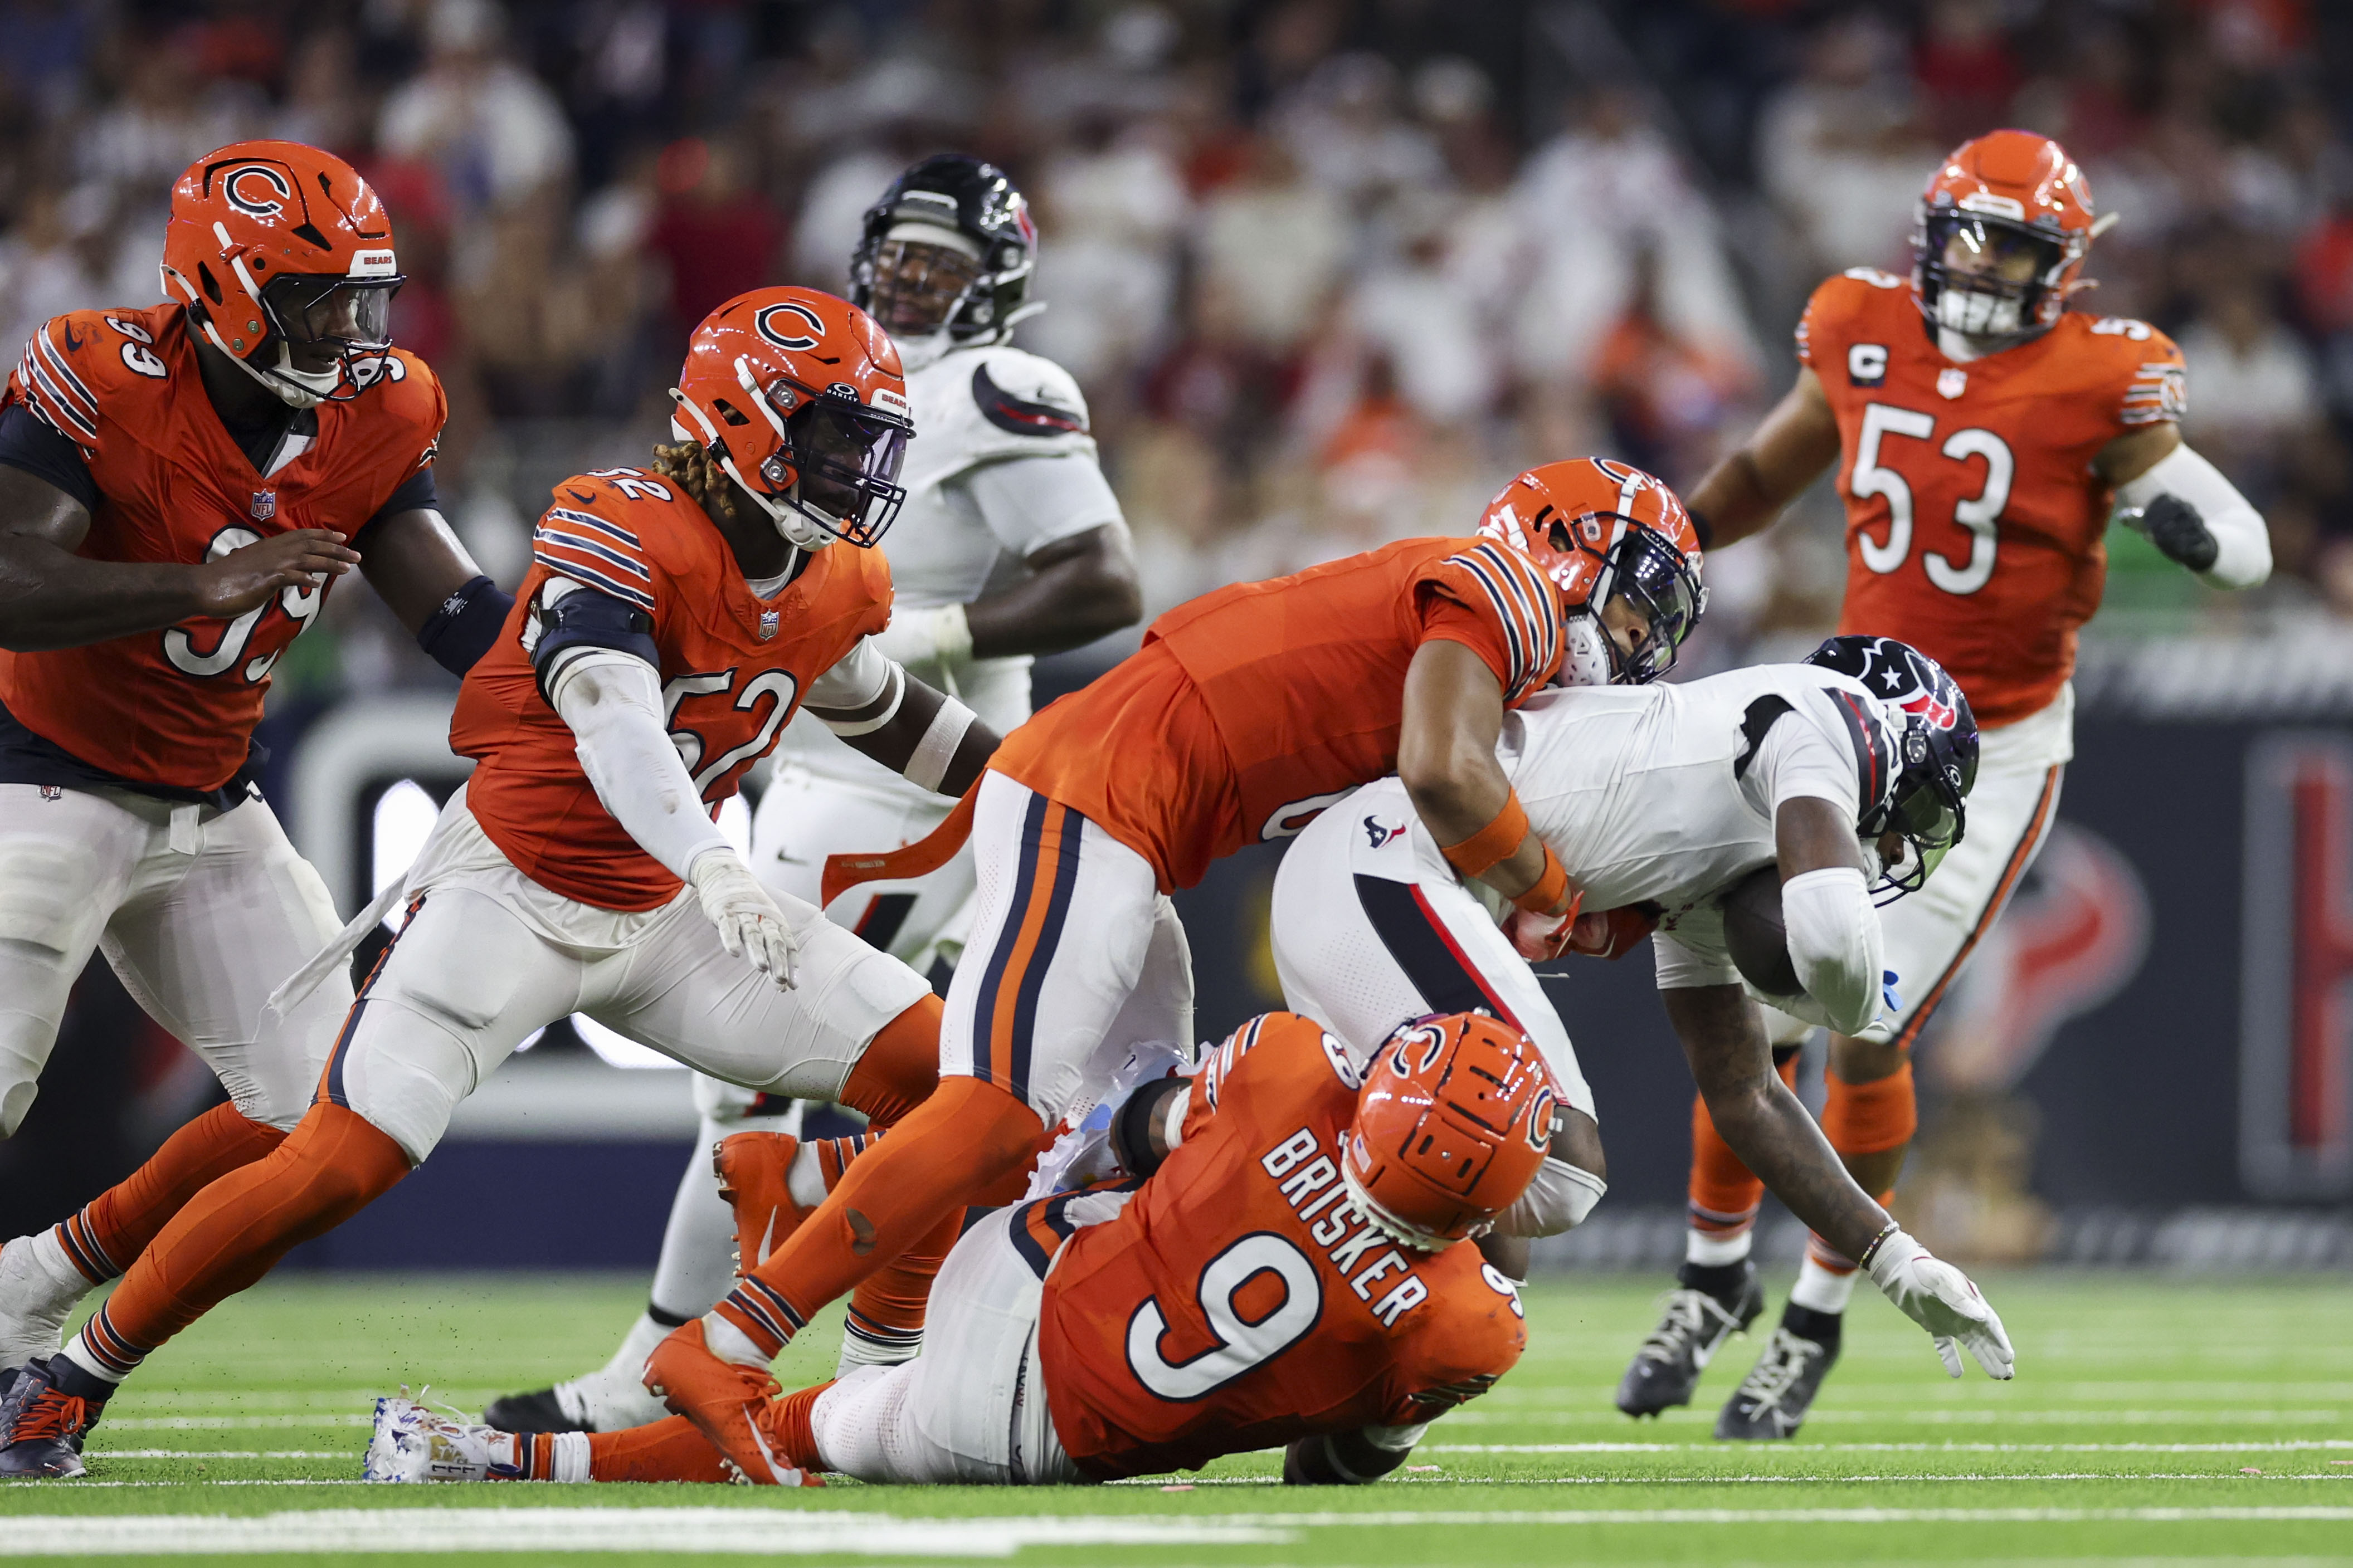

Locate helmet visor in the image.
[773,395,912,547]
[1602,525,1706,683]
[865,237,982,337]
[261,273,400,351]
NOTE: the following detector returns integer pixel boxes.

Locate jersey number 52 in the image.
[1851,403,2016,596]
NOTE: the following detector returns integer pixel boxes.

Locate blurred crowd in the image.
[1,0,2350,705]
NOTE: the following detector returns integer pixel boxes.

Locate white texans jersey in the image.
[774,340,1119,785]
[1487,664,1901,988]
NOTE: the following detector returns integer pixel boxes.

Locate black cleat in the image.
[1714,1324,1841,1440]
[0,1357,103,1479]
[481,1387,588,1435]
[1615,1262,1765,1417]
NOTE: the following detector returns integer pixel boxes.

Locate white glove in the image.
[689,850,800,989]
[1867,1227,2014,1380]
[870,603,973,678]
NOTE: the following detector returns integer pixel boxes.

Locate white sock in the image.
[19,1230,95,1300]
[547,1429,592,1483]
[1788,1256,1859,1315]
[788,1142,828,1210]
[700,1311,769,1368]
[645,1117,754,1321]
[586,1311,672,1387]
[60,1333,128,1386]
[1686,1228,1753,1268]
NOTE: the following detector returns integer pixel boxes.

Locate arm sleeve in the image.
[0,402,98,511]
[2115,441,2272,590]
[1493,1156,1608,1238]
[803,635,899,714]
[527,577,660,702]
[356,464,440,543]
[953,452,1126,560]
[548,649,730,881]
[1779,865,1885,1037]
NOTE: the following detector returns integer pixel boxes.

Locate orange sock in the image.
[79,1102,410,1375]
[1821,1062,1917,1156]
[842,1208,961,1362]
[713,1076,1041,1358]
[761,1381,832,1472]
[574,1416,735,1483]
[1687,1054,1799,1242]
[53,1103,286,1284]
[839,993,942,1130]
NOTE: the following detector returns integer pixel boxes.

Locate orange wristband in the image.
[1440,792,1531,880]
[1511,846,1578,919]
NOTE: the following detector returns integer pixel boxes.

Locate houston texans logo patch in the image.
[1363,815,1405,848]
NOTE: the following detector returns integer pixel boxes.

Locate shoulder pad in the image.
[2075,316,2188,427]
[11,310,169,445]
[966,347,1090,439]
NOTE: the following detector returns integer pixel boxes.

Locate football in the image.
[1719,863,1802,1000]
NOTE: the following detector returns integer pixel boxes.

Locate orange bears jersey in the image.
[1036,1012,1526,1481]
[1797,268,2186,727]
[0,303,444,793]
[991,538,1563,891]
[451,465,893,911]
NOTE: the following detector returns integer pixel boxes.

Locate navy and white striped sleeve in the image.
[1430,543,1566,703]
[532,505,656,614]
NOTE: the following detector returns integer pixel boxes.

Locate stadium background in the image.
[1,0,2349,1276]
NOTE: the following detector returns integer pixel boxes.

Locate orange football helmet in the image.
[1342,1012,1558,1250]
[1913,129,2103,341]
[1475,457,1706,685]
[160,140,403,407]
[668,287,915,550]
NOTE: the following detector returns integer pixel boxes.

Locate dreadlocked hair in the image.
[650,438,738,521]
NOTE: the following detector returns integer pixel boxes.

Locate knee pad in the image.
[329,1009,479,1165]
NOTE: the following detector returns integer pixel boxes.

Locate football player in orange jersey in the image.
[0,143,515,1396]
[366,1010,1551,1488]
[1618,130,2272,1439]
[0,287,1009,1479]
[643,458,1707,1482]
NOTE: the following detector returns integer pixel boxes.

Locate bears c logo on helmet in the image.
[218,163,295,220]
[754,302,825,353]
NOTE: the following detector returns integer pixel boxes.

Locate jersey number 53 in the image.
[1851,403,2016,596]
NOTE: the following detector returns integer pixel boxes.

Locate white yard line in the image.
[0,1508,1287,1555]
[82,1450,348,1459]
[6,1504,2351,1554]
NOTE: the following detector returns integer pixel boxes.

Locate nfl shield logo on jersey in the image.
[250,490,277,521]
[1937,368,1967,400]
[758,608,780,640]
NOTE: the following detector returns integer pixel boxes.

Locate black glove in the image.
[2142,494,2218,573]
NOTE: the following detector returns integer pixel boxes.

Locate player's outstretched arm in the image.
[2097,423,2272,590]
[0,463,359,651]
[1660,983,2013,1379]
[355,506,515,677]
[805,638,999,797]
[1399,639,1563,911]
[1683,368,1842,550]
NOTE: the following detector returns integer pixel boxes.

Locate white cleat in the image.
[0,1237,86,1375]
[364,1394,522,1483]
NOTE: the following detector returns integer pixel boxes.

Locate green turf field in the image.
[1,1271,2347,1564]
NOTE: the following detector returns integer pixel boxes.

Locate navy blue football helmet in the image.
[1804,634,1979,900]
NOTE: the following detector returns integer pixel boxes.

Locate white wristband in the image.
[904,696,976,793]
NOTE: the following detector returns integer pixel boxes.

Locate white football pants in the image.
[0,784,348,1138]
[1268,776,1599,1238]
[938,771,1194,1125]
[329,790,932,1165]
[810,1201,1098,1486]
